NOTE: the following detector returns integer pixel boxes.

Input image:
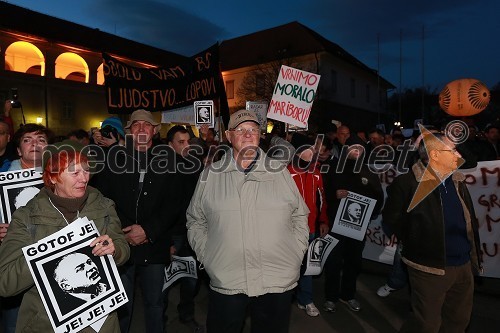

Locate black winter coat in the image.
[90,142,182,264]
[383,161,482,276]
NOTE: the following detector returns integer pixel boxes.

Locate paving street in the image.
[130,260,500,333]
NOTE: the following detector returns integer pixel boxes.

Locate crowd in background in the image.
[0,98,498,333]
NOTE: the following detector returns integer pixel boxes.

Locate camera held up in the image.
[10,88,22,108]
[100,125,119,139]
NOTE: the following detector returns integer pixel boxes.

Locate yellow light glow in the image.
[55,52,89,83]
[36,117,43,124]
[99,122,103,128]
[5,41,45,76]
[266,120,274,134]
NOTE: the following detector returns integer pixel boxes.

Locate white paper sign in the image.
[0,168,43,223]
[194,100,215,128]
[162,255,198,292]
[246,101,268,132]
[161,105,195,125]
[303,235,339,276]
[332,192,377,240]
[267,65,320,128]
[22,217,128,333]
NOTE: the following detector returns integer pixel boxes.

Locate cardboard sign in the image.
[303,235,339,276]
[22,218,128,333]
[161,105,195,125]
[162,256,198,292]
[332,191,377,241]
[246,101,268,132]
[267,65,320,127]
[0,168,43,223]
[194,100,215,128]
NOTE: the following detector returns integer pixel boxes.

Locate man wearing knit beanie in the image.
[93,116,125,147]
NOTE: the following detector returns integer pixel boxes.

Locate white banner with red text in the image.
[362,161,500,278]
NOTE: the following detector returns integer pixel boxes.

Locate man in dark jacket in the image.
[323,136,384,313]
[165,125,204,331]
[383,131,481,333]
[91,109,181,333]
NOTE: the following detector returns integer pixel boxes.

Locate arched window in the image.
[55,52,89,83]
[4,41,45,75]
[97,63,104,85]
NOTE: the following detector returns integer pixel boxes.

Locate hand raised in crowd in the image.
[122,224,148,246]
[92,129,118,147]
[319,223,329,238]
[90,235,115,256]
[169,245,177,261]
[4,100,12,117]
[336,189,349,199]
[0,223,9,242]
[199,124,209,140]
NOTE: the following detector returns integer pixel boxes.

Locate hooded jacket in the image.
[0,187,129,333]
[287,160,328,233]
[187,148,309,296]
[383,160,482,275]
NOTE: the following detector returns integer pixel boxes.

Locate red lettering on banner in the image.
[149,66,186,80]
[268,100,285,115]
[478,194,500,212]
[485,214,500,232]
[480,167,500,186]
[194,52,212,71]
[482,242,498,258]
[365,226,397,247]
[280,67,318,86]
[465,174,476,185]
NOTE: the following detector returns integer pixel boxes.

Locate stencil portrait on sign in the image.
[44,246,111,316]
[331,192,377,241]
[0,169,43,223]
[303,235,339,276]
[9,185,41,210]
[310,238,327,262]
[22,218,128,333]
[162,256,198,292]
[340,200,367,226]
[194,100,215,128]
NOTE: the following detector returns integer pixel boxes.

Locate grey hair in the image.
[418,132,446,162]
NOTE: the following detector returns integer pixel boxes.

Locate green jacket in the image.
[0,186,130,333]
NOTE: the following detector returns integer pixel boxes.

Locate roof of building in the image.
[220,21,395,88]
[0,2,187,66]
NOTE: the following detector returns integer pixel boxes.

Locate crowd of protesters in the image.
[0,98,497,333]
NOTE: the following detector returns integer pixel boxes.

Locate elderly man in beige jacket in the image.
[187,109,309,333]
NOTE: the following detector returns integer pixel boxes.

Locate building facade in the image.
[0,2,186,136]
[1,4,395,137]
[220,22,395,133]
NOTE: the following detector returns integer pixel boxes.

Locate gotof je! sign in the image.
[22,217,127,333]
[267,65,320,128]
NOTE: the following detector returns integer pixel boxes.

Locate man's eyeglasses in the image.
[438,148,458,154]
[230,127,260,136]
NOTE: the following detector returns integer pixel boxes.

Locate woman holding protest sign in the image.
[0,140,129,333]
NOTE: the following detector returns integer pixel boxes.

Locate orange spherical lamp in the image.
[439,78,490,116]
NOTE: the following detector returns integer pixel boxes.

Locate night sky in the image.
[9,0,500,92]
